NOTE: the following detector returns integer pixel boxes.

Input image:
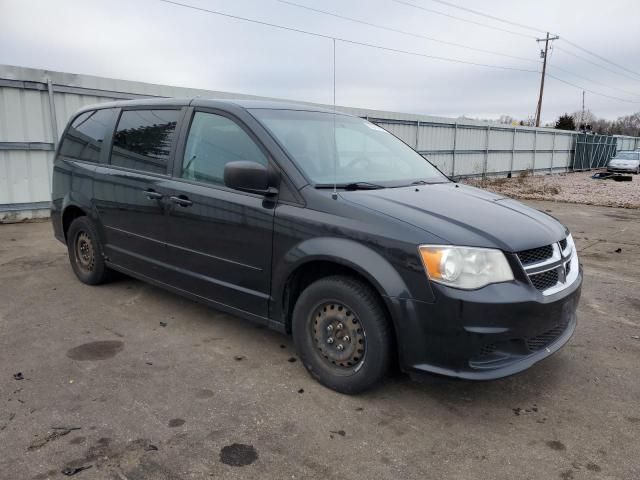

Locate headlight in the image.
[418,245,514,290]
[563,233,575,256]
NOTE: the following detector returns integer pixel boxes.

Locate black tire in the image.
[292,275,393,394]
[66,216,112,285]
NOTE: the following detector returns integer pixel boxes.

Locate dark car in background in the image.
[51,98,582,393]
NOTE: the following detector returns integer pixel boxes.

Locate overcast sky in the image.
[2,0,640,123]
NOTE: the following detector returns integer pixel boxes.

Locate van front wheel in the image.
[292,276,392,394]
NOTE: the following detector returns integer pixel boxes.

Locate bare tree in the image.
[571,109,596,129]
[614,113,640,136]
[590,118,611,135]
[498,115,515,125]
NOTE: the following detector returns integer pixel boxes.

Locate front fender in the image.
[278,236,411,296]
[270,236,435,325]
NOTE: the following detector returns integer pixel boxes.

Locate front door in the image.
[163,110,276,319]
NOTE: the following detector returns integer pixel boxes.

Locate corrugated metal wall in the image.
[0,81,124,220]
[614,135,640,151]
[1,65,637,221]
[367,119,576,177]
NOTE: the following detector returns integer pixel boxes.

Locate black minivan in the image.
[51,98,582,393]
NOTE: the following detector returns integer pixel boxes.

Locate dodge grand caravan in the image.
[51,98,582,393]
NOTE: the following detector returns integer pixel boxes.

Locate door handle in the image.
[143,189,163,200]
[169,195,193,207]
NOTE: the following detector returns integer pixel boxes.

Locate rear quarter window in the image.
[59,108,118,162]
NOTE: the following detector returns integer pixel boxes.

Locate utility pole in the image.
[580,90,585,128]
[535,32,559,127]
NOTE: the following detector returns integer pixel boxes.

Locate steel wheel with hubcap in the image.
[75,231,95,273]
[66,216,112,285]
[312,301,366,373]
[293,275,392,394]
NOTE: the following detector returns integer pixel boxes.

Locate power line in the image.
[559,38,640,80]
[393,0,537,39]
[392,0,640,98]
[425,0,640,84]
[282,0,640,100]
[554,45,640,84]
[156,0,640,105]
[157,0,539,73]
[548,63,640,98]
[278,0,541,65]
[429,0,547,35]
[546,73,640,104]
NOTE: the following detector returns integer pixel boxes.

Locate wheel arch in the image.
[60,189,100,242]
[274,238,411,341]
[62,204,88,241]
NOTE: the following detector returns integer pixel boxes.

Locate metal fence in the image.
[572,134,618,170]
[614,135,640,151]
[366,117,574,178]
[1,64,638,221]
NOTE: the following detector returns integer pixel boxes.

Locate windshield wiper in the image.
[315,182,385,190]
[401,179,451,187]
[343,182,385,190]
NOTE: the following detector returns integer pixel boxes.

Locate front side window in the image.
[111,109,179,174]
[181,112,268,185]
[251,109,447,186]
[60,108,118,162]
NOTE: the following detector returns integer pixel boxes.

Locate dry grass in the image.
[516,169,531,185]
[464,170,640,209]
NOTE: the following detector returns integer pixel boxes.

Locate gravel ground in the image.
[1,201,639,479]
[464,170,640,209]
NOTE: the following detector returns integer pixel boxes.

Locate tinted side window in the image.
[181,112,268,185]
[59,108,118,162]
[111,109,179,174]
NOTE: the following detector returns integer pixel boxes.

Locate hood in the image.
[339,183,566,252]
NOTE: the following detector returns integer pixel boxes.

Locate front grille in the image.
[479,344,497,356]
[472,319,570,366]
[517,239,573,294]
[526,320,569,352]
[559,238,567,251]
[517,245,553,266]
[530,269,559,291]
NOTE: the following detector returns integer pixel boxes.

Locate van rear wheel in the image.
[292,276,392,394]
[67,216,111,285]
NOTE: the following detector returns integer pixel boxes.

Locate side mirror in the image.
[223,161,278,196]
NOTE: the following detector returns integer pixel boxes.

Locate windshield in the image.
[614,152,639,160]
[250,109,447,186]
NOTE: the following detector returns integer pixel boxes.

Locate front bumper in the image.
[607,166,637,173]
[387,267,582,380]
